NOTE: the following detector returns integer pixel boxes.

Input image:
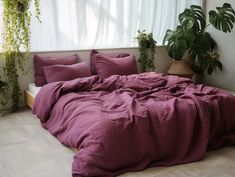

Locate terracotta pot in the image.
[167,60,194,78]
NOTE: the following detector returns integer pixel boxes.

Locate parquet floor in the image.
[0,109,235,177]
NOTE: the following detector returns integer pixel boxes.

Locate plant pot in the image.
[167,60,194,78]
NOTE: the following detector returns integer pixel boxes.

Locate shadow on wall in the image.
[203,0,235,91]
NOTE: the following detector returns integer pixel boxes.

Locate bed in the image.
[25,83,41,109]
[32,72,235,177]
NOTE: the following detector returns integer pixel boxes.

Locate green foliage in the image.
[136,30,157,72]
[209,3,235,33]
[0,80,7,89]
[163,3,235,75]
[0,79,8,106]
[1,0,40,112]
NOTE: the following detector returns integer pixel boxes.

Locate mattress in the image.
[28,83,41,97]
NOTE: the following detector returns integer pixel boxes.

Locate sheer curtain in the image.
[0,0,203,52]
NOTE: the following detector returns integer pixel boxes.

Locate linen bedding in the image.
[33,72,235,177]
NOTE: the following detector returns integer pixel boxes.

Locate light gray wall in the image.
[0,47,171,110]
[203,0,235,91]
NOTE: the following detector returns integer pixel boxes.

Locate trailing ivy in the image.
[1,0,40,112]
[136,30,157,72]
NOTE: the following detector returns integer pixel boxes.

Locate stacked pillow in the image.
[90,49,138,78]
[90,49,130,75]
[43,62,91,83]
[34,54,90,86]
[33,50,139,86]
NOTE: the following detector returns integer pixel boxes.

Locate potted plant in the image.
[136,30,157,72]
[1,0,40,112]
[163,3,235,76]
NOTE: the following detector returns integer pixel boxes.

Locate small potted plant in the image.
[163,3,235,77]
[136,30,157,72]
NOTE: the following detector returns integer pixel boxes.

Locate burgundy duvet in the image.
[33,72,235,177]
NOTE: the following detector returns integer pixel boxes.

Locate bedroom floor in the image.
[0,109,235,177]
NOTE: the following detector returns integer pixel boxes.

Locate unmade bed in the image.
[32,72,235,177]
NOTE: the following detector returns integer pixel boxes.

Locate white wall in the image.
[0,46,171,110]
[203,0,235,91]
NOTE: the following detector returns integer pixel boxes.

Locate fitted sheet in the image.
[28,83,42,97]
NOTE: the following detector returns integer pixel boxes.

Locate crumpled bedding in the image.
[33,72,235,177]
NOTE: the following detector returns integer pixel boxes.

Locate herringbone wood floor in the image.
[0,109,235,177]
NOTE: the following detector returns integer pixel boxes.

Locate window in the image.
[0,0,203,52]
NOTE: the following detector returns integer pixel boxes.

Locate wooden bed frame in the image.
[25,90,35,109]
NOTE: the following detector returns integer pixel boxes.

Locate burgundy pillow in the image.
[95,54,138,78]
[43,62,91,83]
[90,49,130,75]
[34,54,80,86]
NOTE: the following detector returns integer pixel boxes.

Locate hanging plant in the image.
[136,30,157,72]
[1,0,41,112]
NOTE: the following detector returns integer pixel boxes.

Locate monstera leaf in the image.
[163,25,198,60]
[189,32,217,59]
[179,5,206,31]
[198,53,222,75]
[209,3,235,32]
[163,27,188,60]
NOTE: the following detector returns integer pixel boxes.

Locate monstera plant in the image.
[163,3,235,75]
[1,0,40,111]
